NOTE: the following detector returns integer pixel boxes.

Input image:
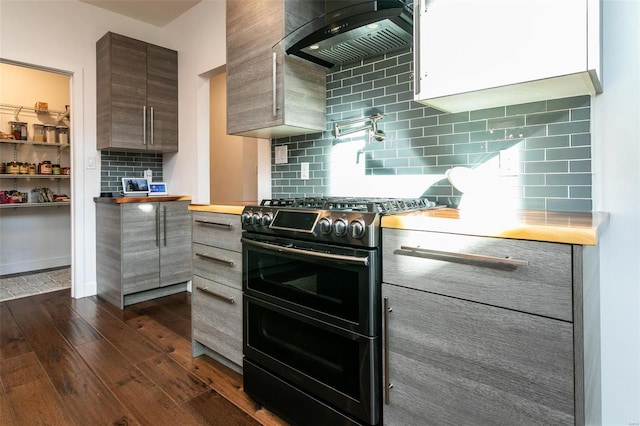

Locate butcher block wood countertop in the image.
[381,208,609,245]
[184,202,609,246]
[188,202,256,215]
[94,195,192,204]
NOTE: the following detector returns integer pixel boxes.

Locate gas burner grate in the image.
[258,197,437,213]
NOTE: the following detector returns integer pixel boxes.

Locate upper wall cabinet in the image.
[97,32,179,152]
[414,0,602,112]
[226,0,327,139]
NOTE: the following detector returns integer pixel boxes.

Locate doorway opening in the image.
[207,69,271,203]
[0,62,73,301]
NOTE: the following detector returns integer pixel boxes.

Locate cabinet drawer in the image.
[382,228,573,321]
[192,243,242,290]
[192,276,242,366]
[192,212,241,252]
[382,283,574,425]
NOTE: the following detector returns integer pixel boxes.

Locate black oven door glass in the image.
[245,297,378,413]
[243,235,378,333]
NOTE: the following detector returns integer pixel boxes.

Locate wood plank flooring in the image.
[0,289,287,426]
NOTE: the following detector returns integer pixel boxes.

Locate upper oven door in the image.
[242,232,380,337]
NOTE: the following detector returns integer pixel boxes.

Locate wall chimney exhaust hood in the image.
[276,0,413,69]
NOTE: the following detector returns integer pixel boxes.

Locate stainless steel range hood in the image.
[277,0,413,68]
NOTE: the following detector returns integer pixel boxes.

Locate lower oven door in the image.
[244,294,380,425]
[242,232,379,336]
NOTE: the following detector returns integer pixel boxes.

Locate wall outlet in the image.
[499,149,519,176]
[301,162,309,180]
[275,145,288,164]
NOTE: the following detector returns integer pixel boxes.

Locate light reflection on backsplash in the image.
[271,48,592,212]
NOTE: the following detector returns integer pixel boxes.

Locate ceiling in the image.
[79,0,202,27]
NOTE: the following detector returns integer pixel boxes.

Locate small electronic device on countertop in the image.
[148,182,168,196]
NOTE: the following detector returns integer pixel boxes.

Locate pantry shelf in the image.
[0,138,70,149]
[0,201,71,209]
[0,174,70,179]
[0,102,68,116]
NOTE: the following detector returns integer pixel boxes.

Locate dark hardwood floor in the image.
[0,289,287,425]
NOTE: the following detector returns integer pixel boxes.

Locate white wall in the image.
[593,1,640,424]
[163,0,227,203]
[0,0,226,297]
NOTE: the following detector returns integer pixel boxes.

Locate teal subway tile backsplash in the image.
[100,151,163,194]
[271,48,593,212]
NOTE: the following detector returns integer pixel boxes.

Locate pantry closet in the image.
[0,63,72,300]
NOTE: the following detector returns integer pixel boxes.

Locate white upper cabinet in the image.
[414,0,602,112]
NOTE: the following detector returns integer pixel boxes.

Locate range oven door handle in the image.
[242,237,370,267]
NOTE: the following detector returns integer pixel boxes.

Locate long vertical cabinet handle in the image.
[272,51,277,117]
[383,297,393,404]
[155,207,160,246]
[150,106,154,146]
[142,106,147,146]
[413,0,421,97]
[163,205,167,246]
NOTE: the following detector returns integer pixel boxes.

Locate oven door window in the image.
[244,296,378,422]
[243,236,378,333]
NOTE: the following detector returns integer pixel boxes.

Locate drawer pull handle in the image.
[196,286,235,304]
[383,297,392,405]
[195,253,234,267]
[195,219,233,228]
[397,245,529,270]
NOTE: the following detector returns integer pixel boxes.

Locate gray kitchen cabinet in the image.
[413,0,602,112]
[191,211,243,372]
[226,0,326,138]
[97,32,178,152]
[96,200,192,309]
[381,228,601,425]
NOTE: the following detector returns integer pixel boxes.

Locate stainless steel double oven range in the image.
[241,197,436,425]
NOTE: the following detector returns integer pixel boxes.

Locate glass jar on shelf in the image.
[33,123,45,142]
[9,121,28,140]
[56,125,69,144]
[7,161,20,174]
[39,161,52,175]
[44,124,57,143]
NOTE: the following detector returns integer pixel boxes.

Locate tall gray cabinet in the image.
[226,0,326,138]
[97,32,179,152]
[95,198,192,309]
[382,228,601,425]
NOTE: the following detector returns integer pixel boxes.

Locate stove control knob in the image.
[261,212,273,227]
[334,218,348,237]
[241,211,252,225]
[251,211,263,226]
[318,217,332,234]
[350,219,366,239]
